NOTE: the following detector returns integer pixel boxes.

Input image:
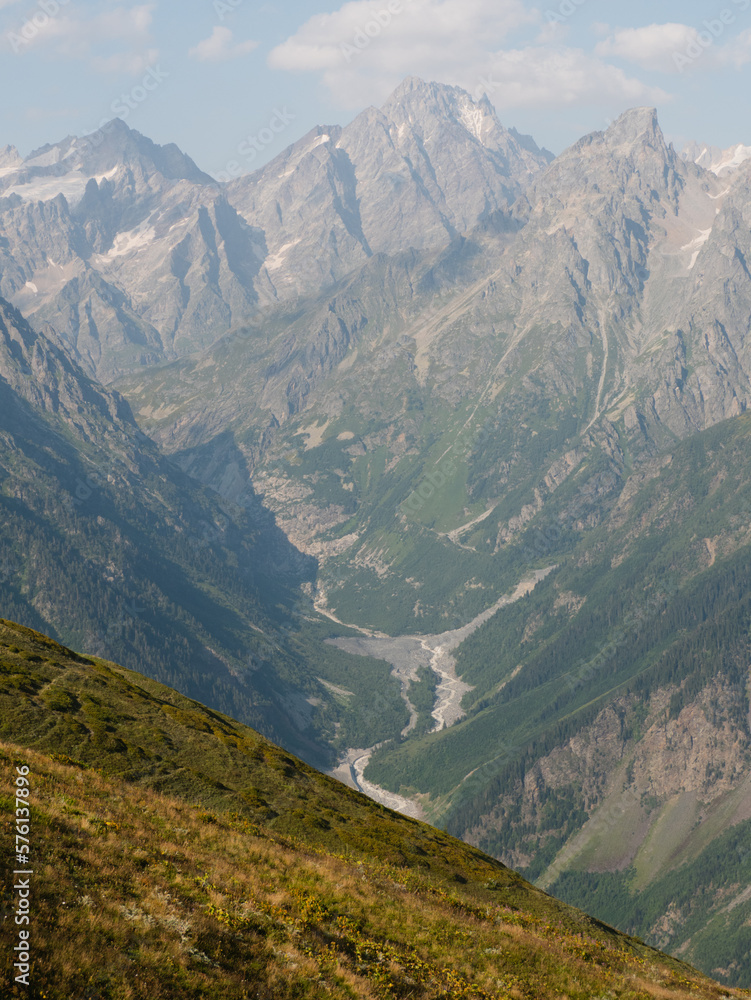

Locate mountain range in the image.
[0,78,550,383]
[4,77,751,987]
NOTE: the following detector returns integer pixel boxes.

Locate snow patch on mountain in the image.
[458,102,489,143]
[682,228,713,270]
[265,239,301,271]
[2,166,119,205]
[100,224,157,260]
[683,140,751,177]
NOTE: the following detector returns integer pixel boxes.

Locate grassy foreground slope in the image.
[0,620,744,1000]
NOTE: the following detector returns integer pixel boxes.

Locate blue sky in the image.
[1,0,750,176]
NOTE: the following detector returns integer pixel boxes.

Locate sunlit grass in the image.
[0,619,748,999]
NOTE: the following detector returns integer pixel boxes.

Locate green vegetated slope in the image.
[0,619,745,1000]
[120,288,595,639]
[364,411,751,985]
[550,821,751,989]
[119,232,595,636]
[0,295,416,768]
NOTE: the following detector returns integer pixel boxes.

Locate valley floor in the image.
[325,568,556,814]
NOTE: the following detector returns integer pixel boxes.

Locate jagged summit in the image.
[18,118,213,190]
[382,73,431,99]
[221,75,552,314]
[79,119,215,184]
[0,119,212,213]
[545,107,669,170]
[0,144,21,168]
[379,76,549,159]
[0,77,552,383]
[519,106,678,217]
[596,108,676,175]
[606,106,661,142]
[381,75,477,115]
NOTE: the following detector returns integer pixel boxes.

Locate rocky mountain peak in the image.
[0,145,22,169]
[595,107,678,188]
[219,76,552,316]
[380,76,526,151]
[366,77,552,188]
[381,75,467,111]
[382,74,430,101]
[1,75,553,384]
[526,107,682,214]
[1,121,213,206]
[507,102,721,320]
[606,106,661,146]
[521,107,674,211]
[77,119,215,185]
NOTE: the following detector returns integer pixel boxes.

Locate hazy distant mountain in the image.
[0,80,550,383]
[682,138,751,176]
[123,107,751,572]
[0,119,266,381]
[226,76,552,300]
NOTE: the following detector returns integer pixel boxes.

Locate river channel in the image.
[325,567,555,817]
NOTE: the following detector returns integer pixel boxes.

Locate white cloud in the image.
[2,4,158,73]
[270,0,535,74]
[725,28,751,68]
[268,0,668,112]
[189,26,258,62]
[596,24,703,72]
[478,47,670,110]
[596,22,751,74]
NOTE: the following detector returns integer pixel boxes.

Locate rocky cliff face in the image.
[225,77,550,301]
[0,80,550,383]
[473,677,751,880]
[0,121,267,381]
